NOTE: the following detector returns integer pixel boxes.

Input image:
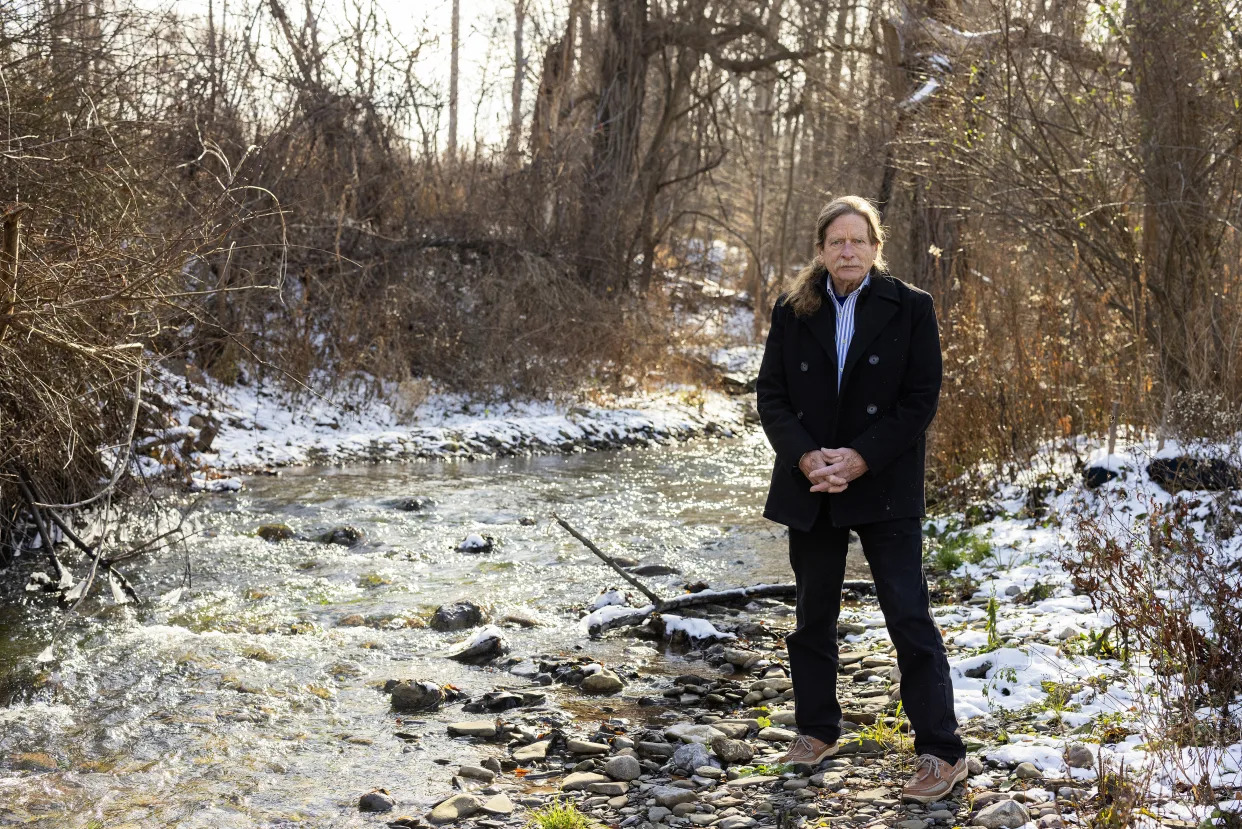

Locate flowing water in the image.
[0,430,867,827]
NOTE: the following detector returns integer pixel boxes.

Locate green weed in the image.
[528,800,592,829]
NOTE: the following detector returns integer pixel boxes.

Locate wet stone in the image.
[387,679,444,712]
[479,794,514,816]
[457,765,496,782]
[567,738,610,754]
[430,601,485,632]
[580,670,624,694]
[359,789,396,812]
[319,525,364,546]
[256,523,296,542]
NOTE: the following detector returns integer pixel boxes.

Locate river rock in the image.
[513,740,550,761]
[717,819,757,829]
[447,720,497,738]
[725,775,779,789]
[319,525,364,546]
[394,496,433,511]
[665,723,725,744]
[672,742,717,772]
[11,752,58,771]
[710,736,754,764]
[630,563,680,576]
[1014,762,1042,779]
[636,740,675,758]
[479,794,513,816]
[580,669,624,694]
[1065,743,1094,769]
[428,793,481,824]
[358,788,396,812]
[431,601,486,632]
[587,781,629,796]
[456,533,495,553]
[651,785,698,807]
[567,738,610,754]
[972,800,1031,828]
[757,726,795,742]
[387,679,444,712]
[457,765,496,782]
[446,625,508,664]
[562,772,609,791]
[605,755,642,781]
[256,523,296,542]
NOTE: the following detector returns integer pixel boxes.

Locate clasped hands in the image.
[798,447,868,493]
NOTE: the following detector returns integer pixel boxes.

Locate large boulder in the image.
[1147,456,1242,493]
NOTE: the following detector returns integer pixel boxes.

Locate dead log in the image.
[555,514,874,636]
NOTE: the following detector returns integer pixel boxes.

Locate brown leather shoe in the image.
[901,754,968,803]
[779,735,839,766]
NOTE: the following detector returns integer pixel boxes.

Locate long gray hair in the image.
[786,196,887,317]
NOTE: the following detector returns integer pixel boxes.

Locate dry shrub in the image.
[927,239,1145,503]
[1064,500,1242,803]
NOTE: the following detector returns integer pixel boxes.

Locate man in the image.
[756,195,967,804]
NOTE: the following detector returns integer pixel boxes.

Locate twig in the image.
[553,514,665,606]
[14,471,70,587]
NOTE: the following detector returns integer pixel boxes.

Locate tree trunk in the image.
[506,0,526,165]
[447,0,460,159]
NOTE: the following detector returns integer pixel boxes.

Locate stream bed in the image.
[0,430,867,827]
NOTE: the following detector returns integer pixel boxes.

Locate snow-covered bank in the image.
[148,357,761,478]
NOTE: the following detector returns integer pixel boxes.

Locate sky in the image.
[133,0,560,149]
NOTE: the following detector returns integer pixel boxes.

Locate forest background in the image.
[2,0,1241,511]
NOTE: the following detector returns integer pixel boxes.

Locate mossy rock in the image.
[256,524,296,542]
[318,526,364,547]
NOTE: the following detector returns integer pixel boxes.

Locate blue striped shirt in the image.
[830,273,871,391]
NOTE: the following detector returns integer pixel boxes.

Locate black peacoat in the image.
[756,268,942,532]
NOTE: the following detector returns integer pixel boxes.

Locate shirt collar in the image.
[830,271,872,305]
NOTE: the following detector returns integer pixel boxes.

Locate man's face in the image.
[819,214,877,285]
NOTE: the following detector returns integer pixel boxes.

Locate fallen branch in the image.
[554,514,664,606]
[14,471,70,588]
[582,581,875,635]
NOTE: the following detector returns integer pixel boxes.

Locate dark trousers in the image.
[785,507,965,762]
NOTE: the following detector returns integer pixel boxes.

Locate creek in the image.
[0,430,868,827]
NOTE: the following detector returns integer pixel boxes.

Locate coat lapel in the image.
[805,298,838,372]
[840,274,899,392]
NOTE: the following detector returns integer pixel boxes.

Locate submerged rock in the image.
[358,789,396,812]
[318,526,364,547]
[456,534,495,553]
[430,601,485,632]
[393,496,433,511]
[256,523,296,542]
[630,563,680,576]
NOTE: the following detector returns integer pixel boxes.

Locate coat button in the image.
[796,411,804,420]
[868,354,880,365]
[800,361,808,372]
[866,404,878,415]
